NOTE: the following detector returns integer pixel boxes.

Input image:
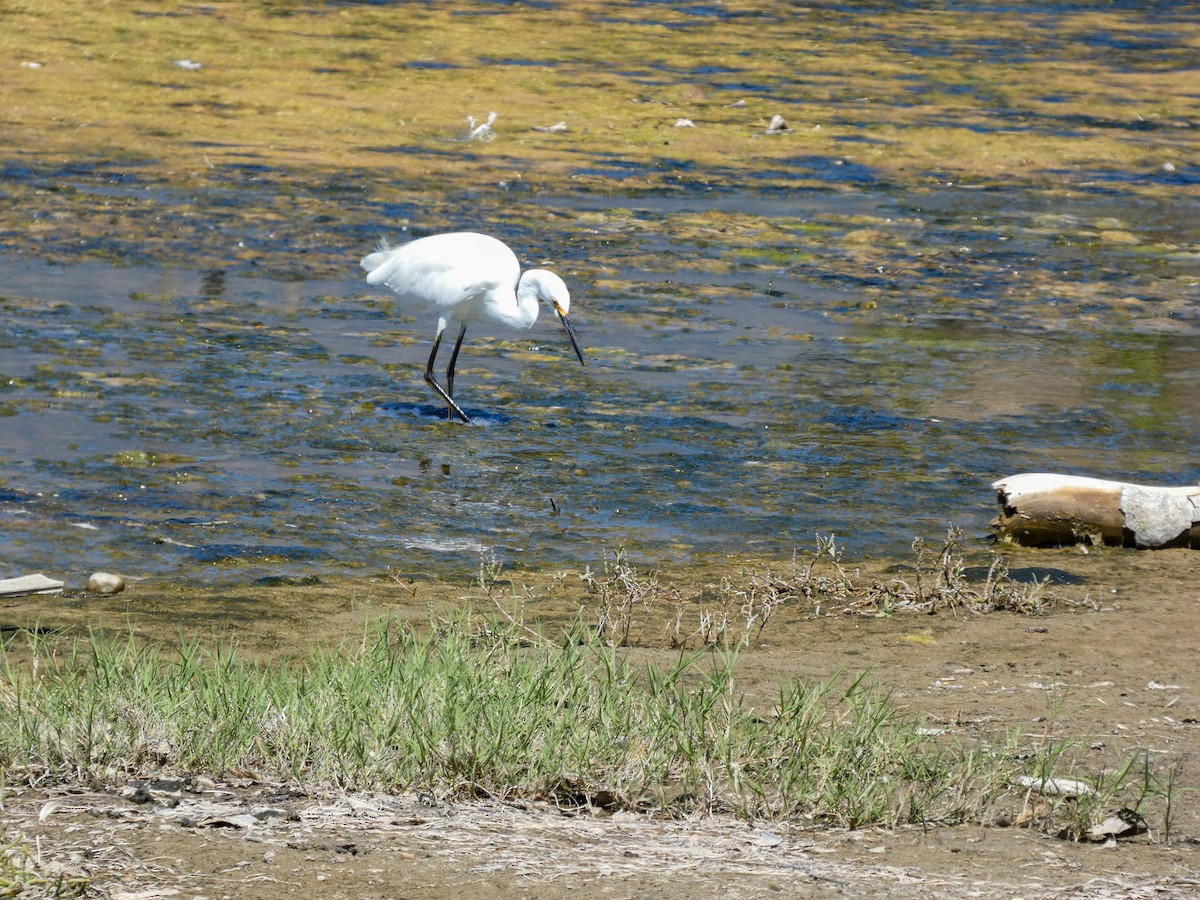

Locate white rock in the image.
[765,114,790,134]
[87,572,126,594]
[1090,811,1147,841]
[1015,775,1096,797]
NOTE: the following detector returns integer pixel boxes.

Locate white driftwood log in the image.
[0,573,65,598]
[993,473,1200,549]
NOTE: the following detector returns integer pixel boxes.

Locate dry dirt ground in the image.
[5,782,1198,900]
[4,546,1200,898]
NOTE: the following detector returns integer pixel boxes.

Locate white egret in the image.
[360,232,585,423]
[466,111,497,141]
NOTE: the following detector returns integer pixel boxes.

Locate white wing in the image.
[360,232,520,316]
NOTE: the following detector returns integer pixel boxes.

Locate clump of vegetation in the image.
[575,529,1052,651]
[0,613,1173,838]
[581,546,677,647]
[0,826,89,898]
[0,622,956,825]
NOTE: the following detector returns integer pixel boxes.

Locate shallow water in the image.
[2,175,1197,585]
[1,0,1198,586]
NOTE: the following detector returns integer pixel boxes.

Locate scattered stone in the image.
[673,118,695,128]
[764,114,790,134]
[174,59,203,70]
[1099,229,1139,244]
[123,782,154,804]
[532,121,568,133]
[1015,775,1096,798]
[202,813,261,829]
[88,571,126,594]
[1090,809,1148,841]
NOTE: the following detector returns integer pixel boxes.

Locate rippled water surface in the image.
[3,179,1198,585]
[1,0,1198,585]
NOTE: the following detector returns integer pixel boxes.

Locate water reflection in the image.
[201,270,225,301]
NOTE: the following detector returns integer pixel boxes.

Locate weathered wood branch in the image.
[0,573,65,598]
[993,473,1200,549]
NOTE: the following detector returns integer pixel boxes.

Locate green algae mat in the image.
[2,0,1195,277]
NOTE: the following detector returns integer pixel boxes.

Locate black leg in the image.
[446,321,469,400]
[422,323,471,423]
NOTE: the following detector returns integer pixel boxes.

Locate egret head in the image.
[524,269,585,366]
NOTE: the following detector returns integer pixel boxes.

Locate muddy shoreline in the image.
[5,545,1200,897]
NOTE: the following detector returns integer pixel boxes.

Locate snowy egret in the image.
[466,111,497,141]
[360,232,586,423]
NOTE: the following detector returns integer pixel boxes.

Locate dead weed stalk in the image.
[578,529,1054,650]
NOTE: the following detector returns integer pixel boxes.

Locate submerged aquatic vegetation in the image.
[1,1,1197,586]
[0,0,1194,277]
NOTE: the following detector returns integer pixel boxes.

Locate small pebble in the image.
[87,572,126,594]
[122,782,153,804]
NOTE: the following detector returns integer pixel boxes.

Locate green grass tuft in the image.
[0,611,1173,834]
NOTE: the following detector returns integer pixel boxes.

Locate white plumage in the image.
[360,232,585,423]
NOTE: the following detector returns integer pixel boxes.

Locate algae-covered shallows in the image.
[0,1,1196,583]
